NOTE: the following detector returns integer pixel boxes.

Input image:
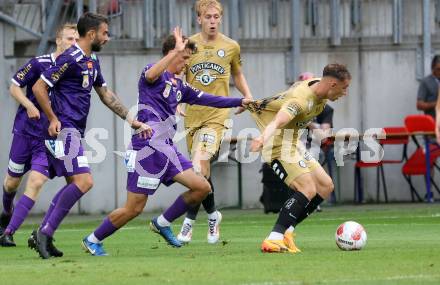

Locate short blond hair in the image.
[195,0,223,16]
[56,23,77,39]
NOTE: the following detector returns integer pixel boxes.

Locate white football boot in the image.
[207,211,222,244]
[177,218,194,244]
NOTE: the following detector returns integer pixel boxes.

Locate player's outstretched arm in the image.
[94,86,152,138]
[250,110,292,152]
[182,82,251,109]
[33,78,60,136]
[10,83,40,120]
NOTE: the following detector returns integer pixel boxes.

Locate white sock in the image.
[207,211,218,220]
[183,217,195,226]
[87,233,101,244]
[157,215,171,227]
[286,226,294,234]
[267,231,284,240]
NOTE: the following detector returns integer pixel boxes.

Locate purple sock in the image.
[40,185,69,230]
[163,195,190,223]
[40,184,83,237]
[94,217,118,241]
[2,186,16,215]
[5,195,35,235]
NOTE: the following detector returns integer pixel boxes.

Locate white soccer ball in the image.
[335,221,367,250]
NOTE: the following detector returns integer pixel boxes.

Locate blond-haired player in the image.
[177,0,252,244]
[0,24,78,248]
[249,63,351,253]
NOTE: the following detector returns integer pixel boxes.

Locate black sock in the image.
[202,178,216,214]
[272,191,309,234]
[186,203,201,220]
[296,193,324,224]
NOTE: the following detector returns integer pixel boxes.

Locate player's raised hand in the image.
[173,26,188,53]
[132,120,153,139]
[26,105,40,120]
[250,136,264,152]
[48,118,61,137]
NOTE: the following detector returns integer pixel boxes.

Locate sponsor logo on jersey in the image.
[51,63,69,82]
[189,62,225,75]
[137,176,160,190]
[124,150,137,172]
[163,82,172,98]
[16,63,32,80]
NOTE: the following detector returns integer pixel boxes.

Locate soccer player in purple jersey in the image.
[81,27,251,255]
[0,24,78,249]
[31,13,150,259]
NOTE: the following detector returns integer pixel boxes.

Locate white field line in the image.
[240,274,440,285]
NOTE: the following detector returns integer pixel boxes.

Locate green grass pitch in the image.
[0,204,439,285]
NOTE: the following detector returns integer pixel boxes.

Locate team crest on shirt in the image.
[176,91,182,102]
[196,70,217,86]
[217,49,225,58]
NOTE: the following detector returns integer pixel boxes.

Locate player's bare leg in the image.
[83,192,148,256]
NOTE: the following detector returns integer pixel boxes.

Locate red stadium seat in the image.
[402,115,440,202]
[354,126,409,203]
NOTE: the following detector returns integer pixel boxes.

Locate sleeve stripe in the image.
[197,91,204,98]
[11,78,21,87]
[41,74,54,88]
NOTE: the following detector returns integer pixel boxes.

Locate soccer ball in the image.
[335,221,367,250]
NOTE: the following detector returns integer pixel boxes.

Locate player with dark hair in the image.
[0,24,78,248]
[248,63,351,253]
[417,55,440,119]
[81,27,251,255]
[31,12,149,259]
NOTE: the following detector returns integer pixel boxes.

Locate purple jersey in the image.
[135,63,242,145]
[41,44,106,137]
[11,53,55,138]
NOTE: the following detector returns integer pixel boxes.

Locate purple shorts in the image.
[45,133,90,178]
[7,133,50,178]
[126,142,193,196]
